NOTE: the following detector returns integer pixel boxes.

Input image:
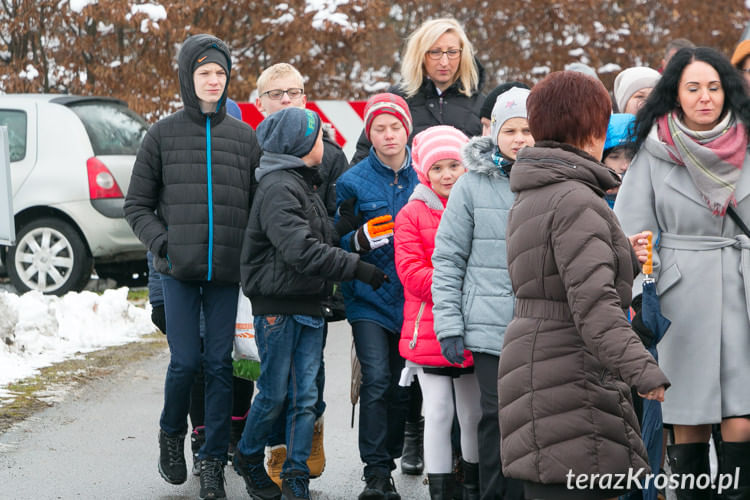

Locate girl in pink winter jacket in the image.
[394,125,481,499]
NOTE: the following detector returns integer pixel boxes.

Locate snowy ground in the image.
[0,283,154,400]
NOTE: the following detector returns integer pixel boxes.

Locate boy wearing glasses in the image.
[254,63,350,487]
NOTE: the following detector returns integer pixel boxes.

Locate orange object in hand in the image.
[367,215,394,238]
[642,231,653,275]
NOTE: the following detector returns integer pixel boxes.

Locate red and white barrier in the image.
[237,101,367,160]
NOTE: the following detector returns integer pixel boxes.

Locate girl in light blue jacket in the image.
[431,86,530,500]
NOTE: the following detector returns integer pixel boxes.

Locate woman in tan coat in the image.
[498,71,669,500]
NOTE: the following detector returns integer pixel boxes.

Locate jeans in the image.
[159,276,238,461]
[352,320,410,477]
[267,324,328,447]
[237,314,324,478]
[473,352,524,500]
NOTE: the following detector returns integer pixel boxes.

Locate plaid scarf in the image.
[657,111,747,215]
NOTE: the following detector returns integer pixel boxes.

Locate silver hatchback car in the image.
[0,94,148,295]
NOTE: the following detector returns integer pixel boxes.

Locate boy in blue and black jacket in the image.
[335,93,419,499]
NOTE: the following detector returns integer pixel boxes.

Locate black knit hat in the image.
[479,81,530,120]
[192,47,229,74]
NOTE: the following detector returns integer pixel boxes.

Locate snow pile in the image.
[0,288,155,397]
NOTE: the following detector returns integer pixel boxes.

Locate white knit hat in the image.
[490,87,531,143]
[613,66,661,113]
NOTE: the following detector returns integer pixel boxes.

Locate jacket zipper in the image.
[409,302,426,349]
[205,116,214,281]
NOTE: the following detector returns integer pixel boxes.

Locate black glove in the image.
[335,197,363,238]
[354,260,389,290]
[440,336,466,365]
[630,294,655,348]
[151,304,166,334]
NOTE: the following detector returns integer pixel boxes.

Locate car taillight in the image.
[86,157,124,199]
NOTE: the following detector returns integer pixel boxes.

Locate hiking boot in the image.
[359,473,401,500]
[199,458,226,499]
[158,429,187,485]
[191,427,206,476]
[281,474,311,500]
[233,449,282,500]
[267,445,286,489]
[307,417,325,478]
[400,417,424,475]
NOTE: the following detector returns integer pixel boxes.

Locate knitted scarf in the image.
[657,111,747,215]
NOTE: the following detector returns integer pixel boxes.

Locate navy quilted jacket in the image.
[336,147,418,333]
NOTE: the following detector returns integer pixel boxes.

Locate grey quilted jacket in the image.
[431,136,515,356]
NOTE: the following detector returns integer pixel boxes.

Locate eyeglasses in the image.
[261,88,304,100]
[425,49,462,60]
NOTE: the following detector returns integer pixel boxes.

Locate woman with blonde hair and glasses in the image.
[351,17,485,166]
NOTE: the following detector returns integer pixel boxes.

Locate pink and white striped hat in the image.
[411,125,469,185]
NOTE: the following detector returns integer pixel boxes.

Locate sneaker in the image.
[267,445,286,489]
[199,458,226,499]
[233,450,282,500]
[191,427,206,476]
[307,417,325,478]
[359,473,400,500]
[158,429,187,485]
[281,475,310,500]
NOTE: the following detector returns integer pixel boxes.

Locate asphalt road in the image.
[0,319,430,500]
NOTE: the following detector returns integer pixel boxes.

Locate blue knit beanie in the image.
[256,107,322,157]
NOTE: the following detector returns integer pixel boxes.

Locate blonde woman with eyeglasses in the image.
[351,18,485,166]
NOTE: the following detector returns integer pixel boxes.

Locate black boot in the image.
[667,443,711,500]
[401,417,424,475]
[428,473,456,500]
[719,441,750,500]
[460,460,479,500]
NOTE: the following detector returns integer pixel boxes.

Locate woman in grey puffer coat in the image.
[431,87,531,500]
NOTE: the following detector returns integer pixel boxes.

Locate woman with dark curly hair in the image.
[498,70,669,500]
[615,47,750,500]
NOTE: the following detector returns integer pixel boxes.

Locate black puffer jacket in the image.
[351,61,485,165]
[241,153,360,316]
[124,34,261,284]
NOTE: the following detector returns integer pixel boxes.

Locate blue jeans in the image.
[159,276,238,461]
[237,314,324,478]
[267,324,328,447]
[352,320,410,477]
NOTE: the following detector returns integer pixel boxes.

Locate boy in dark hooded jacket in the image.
[124,33,260,499]
[232,107,387,500]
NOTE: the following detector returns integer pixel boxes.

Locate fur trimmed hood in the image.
[461,136,507,179]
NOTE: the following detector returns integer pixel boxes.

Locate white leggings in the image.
[416,369,482,474]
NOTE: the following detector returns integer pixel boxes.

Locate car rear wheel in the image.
[6,218,93,295]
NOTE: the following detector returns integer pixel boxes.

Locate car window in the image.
[0,110,27,162]
[68,101,148,155]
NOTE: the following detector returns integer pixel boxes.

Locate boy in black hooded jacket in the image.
[124,33,260,499]
[232,107,386,500]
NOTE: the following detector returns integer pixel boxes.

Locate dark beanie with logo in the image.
[193,47,229,74]
[256,107,322,158]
